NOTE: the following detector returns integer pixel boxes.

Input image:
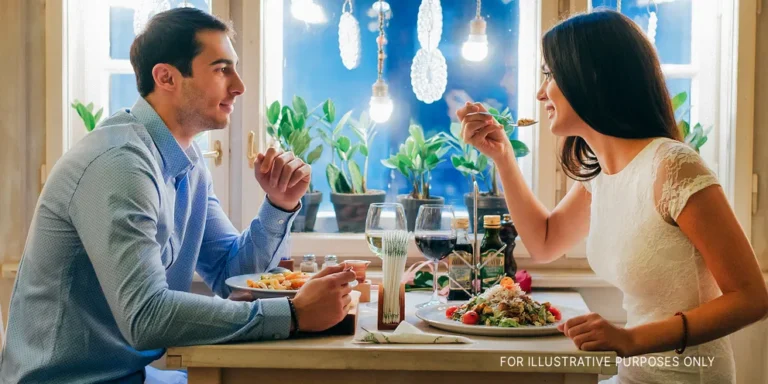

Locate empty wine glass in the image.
[414,205,456,308]
[365,203,407,259]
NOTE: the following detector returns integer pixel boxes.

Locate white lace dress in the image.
[584,138,736,384]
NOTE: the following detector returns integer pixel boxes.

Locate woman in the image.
[459,10,768,384]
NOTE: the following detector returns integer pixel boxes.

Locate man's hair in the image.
[129,7,233,97]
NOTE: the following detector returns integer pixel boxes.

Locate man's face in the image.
[176,30,245,132]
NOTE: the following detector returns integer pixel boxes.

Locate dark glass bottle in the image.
[448,218,473,301]
[500,214,518,279]
[480,215,505,290]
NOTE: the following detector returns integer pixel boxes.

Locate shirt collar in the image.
[129,97,199,180]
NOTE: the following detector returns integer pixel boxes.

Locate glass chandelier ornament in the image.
[462,0,489,62]
[369,0,394,123]
[410,0,447,104]
[646,1,658,47]
[133,0,171,35]
[338,0,361,70]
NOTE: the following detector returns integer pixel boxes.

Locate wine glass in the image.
[365,203,407,259]
[414,205,456,308]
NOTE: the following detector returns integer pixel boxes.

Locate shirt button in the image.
[278,219,285,225]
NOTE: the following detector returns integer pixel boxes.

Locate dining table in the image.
[165,290,618,384]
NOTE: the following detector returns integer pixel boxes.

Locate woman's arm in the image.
[459,102,591,263]
[494,152,592,263]
[627,185,768,355]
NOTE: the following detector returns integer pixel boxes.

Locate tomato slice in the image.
[549,305,562,321]
[445,306,458,318]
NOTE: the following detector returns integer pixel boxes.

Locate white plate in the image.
[415,301,584,337]
[225,272,310,299]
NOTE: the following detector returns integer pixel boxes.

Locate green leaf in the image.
[424,153,440,170]
[437,275,449,288]
[336,136,351,153]
[347,143,360,159]
[678,120,690,139]
[267,125,276,138]
[333,110,354,136]
[323,99,336,123]
[511,140,530,158]
[350,124,366,143]
[671,91,688,112]
[381,156,398,169]
[279,118,294,142]
[289,130,310,158]
[349,159,363,193]
[306,144,323,164]
[327,163,352,193]
[94,108,103,124]
[292,95,308,118]
[317,129,333,146]
[396,153,414,170]
[292,110,306,131]
[267,101,281,125]
[86,102,94,113]
[359,144,369,157]
[477,154,489,171]
[409,124,425,147]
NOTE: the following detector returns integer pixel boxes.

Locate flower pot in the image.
[464,193,508,233]
[330,190,386,233]
[397,194,445,232]
[291,191,323,232]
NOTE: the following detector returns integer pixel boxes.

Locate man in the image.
[0,8,354,383]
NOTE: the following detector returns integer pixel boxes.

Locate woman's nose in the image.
[536,81,547,101]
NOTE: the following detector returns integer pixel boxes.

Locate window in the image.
[261,0,542,234]
[63,0,230,212]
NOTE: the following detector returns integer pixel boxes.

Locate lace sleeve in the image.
[653,141,720,224]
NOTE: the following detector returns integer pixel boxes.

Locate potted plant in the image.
[443,106,531,232]
[382,123,449,231]
[266,96,328,232]
[672,91,711,152]
[71,100,104,132]
[320,111,386,232]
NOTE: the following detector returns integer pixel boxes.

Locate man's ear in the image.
[151,63,179,93]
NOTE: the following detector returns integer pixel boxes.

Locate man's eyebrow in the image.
[209,58,237,66]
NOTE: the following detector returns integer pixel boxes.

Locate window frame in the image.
[229,0,581,267]
[46,0,232,213]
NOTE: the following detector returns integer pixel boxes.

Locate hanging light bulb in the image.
[291,0,328,24]
[369,0,393,123]
[462,0,488,62]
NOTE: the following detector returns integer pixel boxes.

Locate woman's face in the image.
[536,64,588,137]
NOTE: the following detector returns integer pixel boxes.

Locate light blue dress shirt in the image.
[0,98,297,383]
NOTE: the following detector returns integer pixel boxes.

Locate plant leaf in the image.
[359,144,369,157]
[266,125,276,138]
[327,163,352,193]
[317,129,333,146]
[334,110,354,136]
[86,102,94,113]
[347,143,360,159]
[424,153,440,170]
[267,101,281,125]
[477,154,488,171]
[409,124,425,147]
[381,156,398,169]
[306,144,323,164]
[292,95,308,118]
[678,120,690,139]
[94,108,103,125]
[511,140,530,158]
[349,159,363,193]
[323,99,336,123]
[671,91,688,112]
[336,136,351,153]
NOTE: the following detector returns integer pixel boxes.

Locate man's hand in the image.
[254,148,311,211]
[291,264,356,332]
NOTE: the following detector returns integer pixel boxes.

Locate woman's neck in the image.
[581,134,658,175]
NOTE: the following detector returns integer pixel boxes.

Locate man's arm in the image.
[196,171,298,298]
[68,146,292,350]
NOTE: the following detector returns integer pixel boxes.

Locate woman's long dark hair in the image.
[542,10,681,180]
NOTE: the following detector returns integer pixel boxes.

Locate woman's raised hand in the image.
[457,102,511,161]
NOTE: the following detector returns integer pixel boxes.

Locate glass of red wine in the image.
[414,204,456,308]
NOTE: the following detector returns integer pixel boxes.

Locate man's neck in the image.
[144,96,194,149]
